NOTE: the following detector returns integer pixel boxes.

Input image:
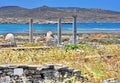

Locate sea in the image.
[0,22,120,34]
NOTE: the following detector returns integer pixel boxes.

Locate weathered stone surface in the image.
[46,31,57,46]
[5,33,16,46]
[0,64,84,83]
[0,35,4,39]
[76,49,84,54]
[34,36,45,43]
[103,78,118,83]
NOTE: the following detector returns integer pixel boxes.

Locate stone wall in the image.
[0,64,86,83]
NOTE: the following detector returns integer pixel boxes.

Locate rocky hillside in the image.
[0,6,120,23]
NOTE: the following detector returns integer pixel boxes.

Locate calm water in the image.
[0,22,120,34]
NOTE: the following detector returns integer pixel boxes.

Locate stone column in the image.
[58,18,62,45]
[29,18,33,43]
[72,15,77,44]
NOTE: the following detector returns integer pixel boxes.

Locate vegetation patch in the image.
[0,44,119,82]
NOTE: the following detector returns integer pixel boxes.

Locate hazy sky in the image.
[0,0,120,11]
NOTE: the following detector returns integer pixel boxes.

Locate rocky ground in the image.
[0,33,120,82]
[0,64,83,83]
[1,33,120,46]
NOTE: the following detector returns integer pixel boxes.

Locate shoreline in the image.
[0,23,120,34]
[0,32,120,35]
[1,21,120,24]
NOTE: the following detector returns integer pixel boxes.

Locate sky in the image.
[0,0,120,12]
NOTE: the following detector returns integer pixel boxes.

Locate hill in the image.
[0,6,120,23]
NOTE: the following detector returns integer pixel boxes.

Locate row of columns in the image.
[29,16,77,44]
[58,16,77,45]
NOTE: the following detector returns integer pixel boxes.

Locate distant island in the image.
[0,6,120,24]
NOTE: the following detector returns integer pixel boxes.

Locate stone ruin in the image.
[0,64,86,83]
[0,35,4,39]
[0,35,4,43]
[46,31,57,46]
[34,35,46,44]
[0,33,16,48]
[5,33,16,45]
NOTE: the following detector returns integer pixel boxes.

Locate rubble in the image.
[103,78,118,83]
[4,33,16,47]
[0,64,85,83]
[46,31,57,46]
[76,49,84,54]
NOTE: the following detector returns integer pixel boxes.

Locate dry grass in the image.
[0,44,120,82]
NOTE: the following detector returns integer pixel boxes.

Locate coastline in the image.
[0,22,120,34]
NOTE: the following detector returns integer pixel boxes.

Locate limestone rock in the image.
[46,31,57,46]
[5,33,16,46]
[35,36,45,43]
[0,64,84,82]
[76,49,84,54]
[0,35,4,39]
[103,78,118,83]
